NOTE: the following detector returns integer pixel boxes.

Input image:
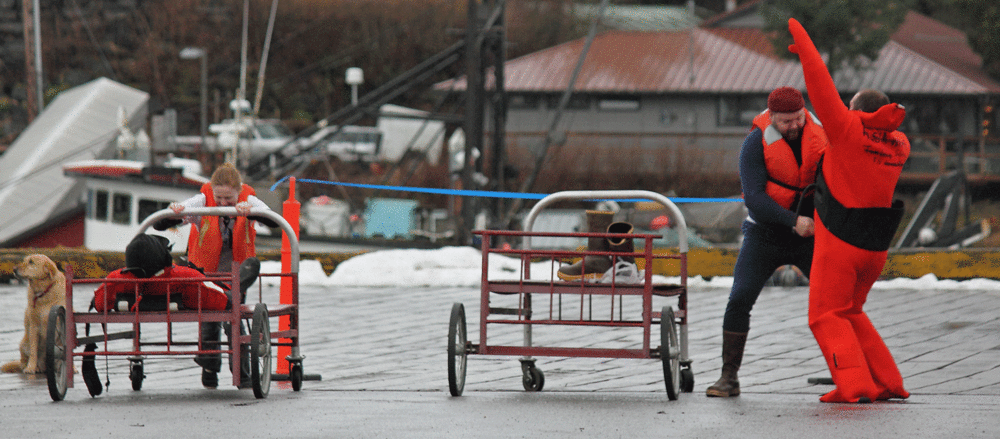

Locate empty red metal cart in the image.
[448,191,694,399]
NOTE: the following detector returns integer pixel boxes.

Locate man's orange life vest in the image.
[186,183,257,272]
[751,110,827,210]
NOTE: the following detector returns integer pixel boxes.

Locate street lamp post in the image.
[346,67,363,106]
[180,47,208,150]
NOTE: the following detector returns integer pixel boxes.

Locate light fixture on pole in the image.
[346,67,363,106]
[179,47,208,150]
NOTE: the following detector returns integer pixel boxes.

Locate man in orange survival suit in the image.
[706,87,827,398]
[787,18,910,403]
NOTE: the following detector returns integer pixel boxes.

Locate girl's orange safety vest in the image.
[186,183,257,272]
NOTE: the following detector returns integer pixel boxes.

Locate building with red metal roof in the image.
[438,5,1000,195]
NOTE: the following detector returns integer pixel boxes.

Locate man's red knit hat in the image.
[768,87,805,113]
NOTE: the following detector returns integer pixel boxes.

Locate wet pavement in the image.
[0,279,998,438]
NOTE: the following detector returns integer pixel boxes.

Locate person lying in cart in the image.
[93,234,234,312]
[92,233,256,387]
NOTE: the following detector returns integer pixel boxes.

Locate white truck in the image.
[173,118,294,161]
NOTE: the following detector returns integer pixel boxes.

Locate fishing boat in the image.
[62,158,207,252]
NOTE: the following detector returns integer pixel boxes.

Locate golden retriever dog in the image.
[1,254,66,374]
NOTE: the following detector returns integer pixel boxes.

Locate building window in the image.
[546,94,590,110]
[112,193,132,225]
[897,98,965,135]
[509,94,540,110]
[92,189,109,222]
[718,95,768,127]
[598,97,640,111]
[138,199,171,224]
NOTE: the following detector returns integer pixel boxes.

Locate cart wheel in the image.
[660,306,680,400]
[522,365,545,392]
[447,303,467,397]
[45,306,67,402]
[129,359,145,391]
[290,361,303,392]
[681,368,695,393]
[250,303,271,399]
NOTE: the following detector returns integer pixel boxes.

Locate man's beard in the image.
[782,127,803,140]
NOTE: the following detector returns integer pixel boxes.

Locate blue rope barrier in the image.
[269,176,742,203]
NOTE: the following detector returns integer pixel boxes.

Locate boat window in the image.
[112,193,132,225]
[93,189,109,222]
[139,199,171,224]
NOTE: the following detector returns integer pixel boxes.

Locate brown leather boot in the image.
[557,210,614,281]
[606,221,635,264]
[706,331,748,397]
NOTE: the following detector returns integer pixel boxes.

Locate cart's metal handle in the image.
[522,190,688,253]
[137,207,299,274]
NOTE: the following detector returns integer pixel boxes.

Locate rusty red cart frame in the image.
[448,190,694,399]
[44,207,306,401]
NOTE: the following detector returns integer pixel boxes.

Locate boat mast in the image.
[21,0,44,121]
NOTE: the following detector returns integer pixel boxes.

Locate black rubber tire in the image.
[681,368,695,393]
[447,303,467,396]
[290,362,303,392]
[45,306,68,402]
[660,306,680,400]
[250,303,271,399]
[522,366,545,392]
[130,360,144,391]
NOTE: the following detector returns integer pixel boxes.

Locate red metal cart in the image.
[448,190,693,399]
[44,207,306,401]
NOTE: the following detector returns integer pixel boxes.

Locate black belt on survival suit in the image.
[814,167,904,252]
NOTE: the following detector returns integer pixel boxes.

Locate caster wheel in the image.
[681,368,694,393]
[522,366,544,392]
[130,359,145,391]
[290,362,303,392]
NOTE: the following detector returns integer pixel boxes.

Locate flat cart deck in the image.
[448,190,694,399]
[44,207,306,401]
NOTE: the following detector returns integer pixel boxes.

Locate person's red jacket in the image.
[787,18,909,210]
[94,265,229,312]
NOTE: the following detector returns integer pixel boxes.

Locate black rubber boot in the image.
[706,331,748,397]
[201,369,218,389]
[195,322,222,388]
[238,257,260,297]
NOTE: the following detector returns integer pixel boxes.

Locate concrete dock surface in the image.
[0,280,997,438]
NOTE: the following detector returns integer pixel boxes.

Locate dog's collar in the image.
[33,280,55,305]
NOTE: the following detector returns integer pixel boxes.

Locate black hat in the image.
[123,234,173,278]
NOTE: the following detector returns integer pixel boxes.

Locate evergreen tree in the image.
[955,0,1000,81]
[914,0,1000,81]
[761,0,913,74]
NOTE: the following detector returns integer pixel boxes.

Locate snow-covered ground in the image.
[260,246,1000,290]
